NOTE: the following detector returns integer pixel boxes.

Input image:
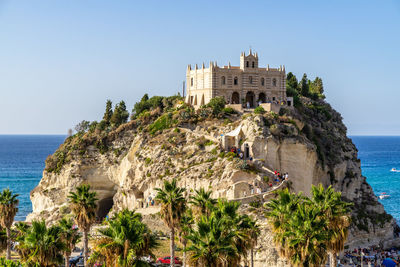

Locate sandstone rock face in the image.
[28,109,400,265]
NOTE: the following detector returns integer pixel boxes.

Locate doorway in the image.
[245,92,255,108]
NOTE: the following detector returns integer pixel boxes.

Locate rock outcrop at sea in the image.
[27,99,400,266]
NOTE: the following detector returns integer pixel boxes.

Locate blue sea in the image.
[0,135,66,221]
[0,135,400,222]
[352,136,400,222]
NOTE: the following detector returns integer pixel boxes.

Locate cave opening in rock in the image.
[97,197,114,220]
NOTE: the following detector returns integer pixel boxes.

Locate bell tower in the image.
[240,49,258,71]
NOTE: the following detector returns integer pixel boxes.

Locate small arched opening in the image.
[258,93,266,103]
[221,76,226,85]
[200,94,205,106]
[245,91,255,108]
[231,92,240,104]
[234,77,238,85]
[97,197,114,220]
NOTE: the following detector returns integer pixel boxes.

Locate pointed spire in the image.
[195,64,198,70]
[187,64,191,71]
[283,65,285,71]
[215,61,218,67]
[228,62,231,68]
[249,48,252,55]
[202,62,205,69]
[255,52,258,58]
[267,64,269,71]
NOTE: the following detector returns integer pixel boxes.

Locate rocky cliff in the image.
[27,98,400,266]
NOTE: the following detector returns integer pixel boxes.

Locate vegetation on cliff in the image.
[265,185,352,267]
[41,70,395,241]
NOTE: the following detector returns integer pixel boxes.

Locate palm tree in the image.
[310,184,352,267]
[178,210,193,267]
[58,217,81,267]
[242,216,260,267]
[155,179,186,267]
[13,222,30,262]
[284,203,328,266]
[20,220,65,266]
[264,188,303,258]
[68,184,98,266]
[211,199,248,265]
[185,214,237,267]
[189,188,216,217]
[92,209,158,266]
[0,188,19,260]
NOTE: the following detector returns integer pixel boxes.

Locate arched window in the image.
[221,76,226,85]
[249,76,253,84]
[234,77,238,85]
[252,61,255,68]
[272,78,277,87]
[191,78,193,87]
[246,61,249,68]
[261,78,265,86]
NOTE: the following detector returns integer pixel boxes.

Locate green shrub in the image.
[0,257,21,267]
[249,200,262,208]
[226,151,236,161]
[254,106,265,114]
[205,97,226,116]
[145,157,152,166]
[204,140,214,146]
[148,112,175,135]
[222,107,236,115]
[263,176,271,183]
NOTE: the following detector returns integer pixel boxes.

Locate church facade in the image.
[185,50,289,109]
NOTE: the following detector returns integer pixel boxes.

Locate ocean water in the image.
[352,136,400,222]
[0,135,399,222]
[0,135,65,221]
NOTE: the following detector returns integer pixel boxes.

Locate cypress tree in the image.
[103,100,113,124]
[300,73,310,97]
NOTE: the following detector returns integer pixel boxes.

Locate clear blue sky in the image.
[1,0,399,135]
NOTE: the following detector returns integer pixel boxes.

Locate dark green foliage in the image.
[299,73,310,97]
[309,77,325,99]
[205,97,225,116]
[286,72,298,92]
[249,200,261,208]
[110,101,129,127]
[131,94,183,119]
[88,121,98,133]
[289,72,325,100]
[103,100,113,124]
[222,107,236,115]
[286,72,301,107]
[97,120,108,131]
